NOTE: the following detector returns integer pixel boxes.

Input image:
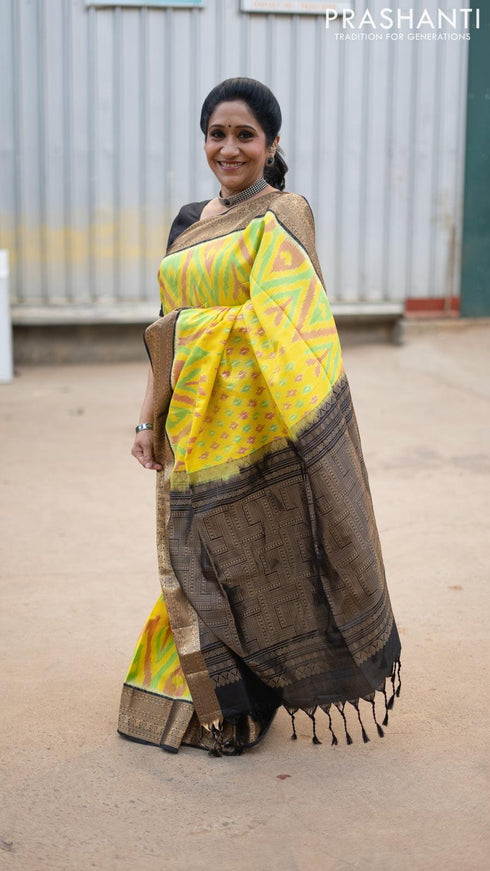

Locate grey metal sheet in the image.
[0,0,469,317]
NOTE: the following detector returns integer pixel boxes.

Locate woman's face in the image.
[205,100,278,197]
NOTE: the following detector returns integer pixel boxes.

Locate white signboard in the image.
[240,0,353,13]
[85,1,205,8]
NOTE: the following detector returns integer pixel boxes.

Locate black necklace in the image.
[217,176,268,208]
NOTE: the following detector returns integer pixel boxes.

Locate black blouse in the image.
[166,200,210,250]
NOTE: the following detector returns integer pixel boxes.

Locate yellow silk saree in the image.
[118,191,401,755]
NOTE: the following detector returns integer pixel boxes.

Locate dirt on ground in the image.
[1,322,489,871]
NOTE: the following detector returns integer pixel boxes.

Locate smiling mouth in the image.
[217,161,245,168]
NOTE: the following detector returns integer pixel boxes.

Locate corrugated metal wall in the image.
[0,0,468,321]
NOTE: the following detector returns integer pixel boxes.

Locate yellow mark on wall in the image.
[0,210,173,268]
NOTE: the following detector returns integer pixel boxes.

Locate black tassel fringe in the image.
[205,657,401,755]
[321,704,338,745]
[336,702,353,745]
[381,686,390,726]
[305,707,322,744]
[286,657,400,749]
[396,659,402,696]
[286,707,299,740]
[352,700,370,743]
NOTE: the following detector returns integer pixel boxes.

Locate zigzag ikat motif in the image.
[125,595,192,700]
[157,211,343,481]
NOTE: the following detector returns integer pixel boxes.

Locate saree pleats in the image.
[118,191,401,753]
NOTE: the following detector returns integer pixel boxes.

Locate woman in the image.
[118,78,401,756]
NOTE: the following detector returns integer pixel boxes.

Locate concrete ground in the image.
[0,321,489,871]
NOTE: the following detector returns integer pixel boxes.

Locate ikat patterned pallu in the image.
[118,192,401,755]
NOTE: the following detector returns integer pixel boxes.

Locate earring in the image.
[266,155,275,166]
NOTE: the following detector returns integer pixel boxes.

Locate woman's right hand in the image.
[131,430,163,471]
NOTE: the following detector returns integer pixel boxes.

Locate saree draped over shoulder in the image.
[118,191,401,755]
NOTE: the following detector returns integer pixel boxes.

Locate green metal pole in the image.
[460,10,490,316]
